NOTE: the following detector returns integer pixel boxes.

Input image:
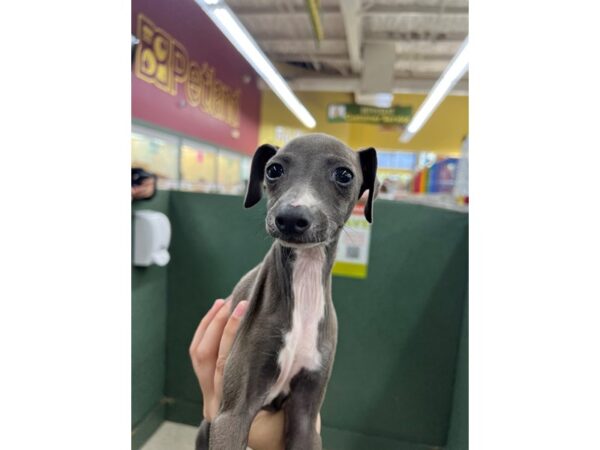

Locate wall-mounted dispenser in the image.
[133,210,171,267]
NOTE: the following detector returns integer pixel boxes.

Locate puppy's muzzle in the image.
[275,205,312,237]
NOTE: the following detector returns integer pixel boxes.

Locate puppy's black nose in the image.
[275,207,311,235]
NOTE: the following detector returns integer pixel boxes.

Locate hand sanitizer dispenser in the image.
[133,210,171,266]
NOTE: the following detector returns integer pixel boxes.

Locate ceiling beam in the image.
[251,31,466,42]
[232,5,468,17]
[339,0,362,74]
[366,31,468,41]
[270,55,349,65]
[257,38,465,53]
[269,52,457,62]
[360,5,468,16]
[268,56,458,78]
[258,77,468,95]
[232,5,340,16]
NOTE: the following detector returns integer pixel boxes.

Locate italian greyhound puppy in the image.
[196,133,378,450]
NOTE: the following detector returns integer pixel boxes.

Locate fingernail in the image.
[232,301,248,318]
[214,299,224,307]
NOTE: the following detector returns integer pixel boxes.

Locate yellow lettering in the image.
[172,40,189,87]
[199,64,214,112]
[140,48,157,77]
[136,13,242,128]
[185,61,202,107]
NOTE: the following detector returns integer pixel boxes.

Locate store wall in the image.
[259,90,469,155]
[132,0,261,155]
[446,300,469,450]
[131,191,170,448]
[162,192,468,449]
[164,193,272,425]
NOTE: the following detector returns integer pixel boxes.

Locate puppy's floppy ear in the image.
[244,144,278,208]
[358,147,378,223]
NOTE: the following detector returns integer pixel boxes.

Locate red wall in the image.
[131,0,260,155]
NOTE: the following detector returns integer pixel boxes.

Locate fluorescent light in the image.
[196,1,316,129]
[400,37,469,143]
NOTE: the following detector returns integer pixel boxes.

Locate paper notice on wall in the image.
[332,204,372,279]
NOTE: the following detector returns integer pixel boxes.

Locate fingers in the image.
[193,299,235,401]
[189,299,229,420]
[187,297,248,423]
[189,299,226,356]
[198,299,235,364]
[213,301,249,398]
[217,301,248,369]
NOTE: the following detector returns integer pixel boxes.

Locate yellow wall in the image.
[259,91,468,156]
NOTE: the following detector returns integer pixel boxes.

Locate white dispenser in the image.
[133,210,171,266]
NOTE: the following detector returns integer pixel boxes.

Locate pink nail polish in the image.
[233,301,248,318]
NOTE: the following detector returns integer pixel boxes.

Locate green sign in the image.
[327,103,412,125]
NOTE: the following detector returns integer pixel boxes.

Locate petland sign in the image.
[135,14,241,128]
[131,1,260,155]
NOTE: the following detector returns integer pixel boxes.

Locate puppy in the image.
[196,133,377,450]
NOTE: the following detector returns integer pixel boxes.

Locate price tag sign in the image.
[332,204,372,279]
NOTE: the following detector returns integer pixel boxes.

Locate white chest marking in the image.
[266,247,325,403]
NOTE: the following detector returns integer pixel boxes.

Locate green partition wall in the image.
[164,192,272,425]
[446,300,468,450]
[157,192,468,450]
[131,191,170,448]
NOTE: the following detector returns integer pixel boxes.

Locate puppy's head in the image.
[244,133,378,247]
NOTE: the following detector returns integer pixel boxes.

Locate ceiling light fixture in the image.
[400,37,469,143]
[196,0,316,129]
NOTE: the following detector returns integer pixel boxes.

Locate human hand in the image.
[189,299,290,450]
[131,176,156,200]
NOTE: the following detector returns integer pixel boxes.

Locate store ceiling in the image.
[227,0,468,95]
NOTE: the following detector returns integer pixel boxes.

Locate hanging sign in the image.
[332,203,372,279]
[327,103,412,125]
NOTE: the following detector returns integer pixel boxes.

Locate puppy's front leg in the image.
[283,370,325,450]
[195,419,211,450]
[206,364,266,450]
[196,407,261,450]
[209,409,256,450]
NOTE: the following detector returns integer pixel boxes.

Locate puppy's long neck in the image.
[291,246,327,353]
[264,239,339,404]
[271,237,339,287]
[268,238,340,314]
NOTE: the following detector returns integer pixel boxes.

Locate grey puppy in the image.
[196,133,377,450]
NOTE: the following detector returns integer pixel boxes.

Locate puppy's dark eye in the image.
[266,163,284,180]
[334,167,354,185]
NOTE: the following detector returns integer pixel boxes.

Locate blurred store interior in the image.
[132,1,468,449]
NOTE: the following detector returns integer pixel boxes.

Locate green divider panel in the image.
[162,192,468,448]
[131,402,166,450]
[446,299,469,450]
[323,202,468,447]
[321,426,444,450]
[165,192,271,406]
[131,191,170,446]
